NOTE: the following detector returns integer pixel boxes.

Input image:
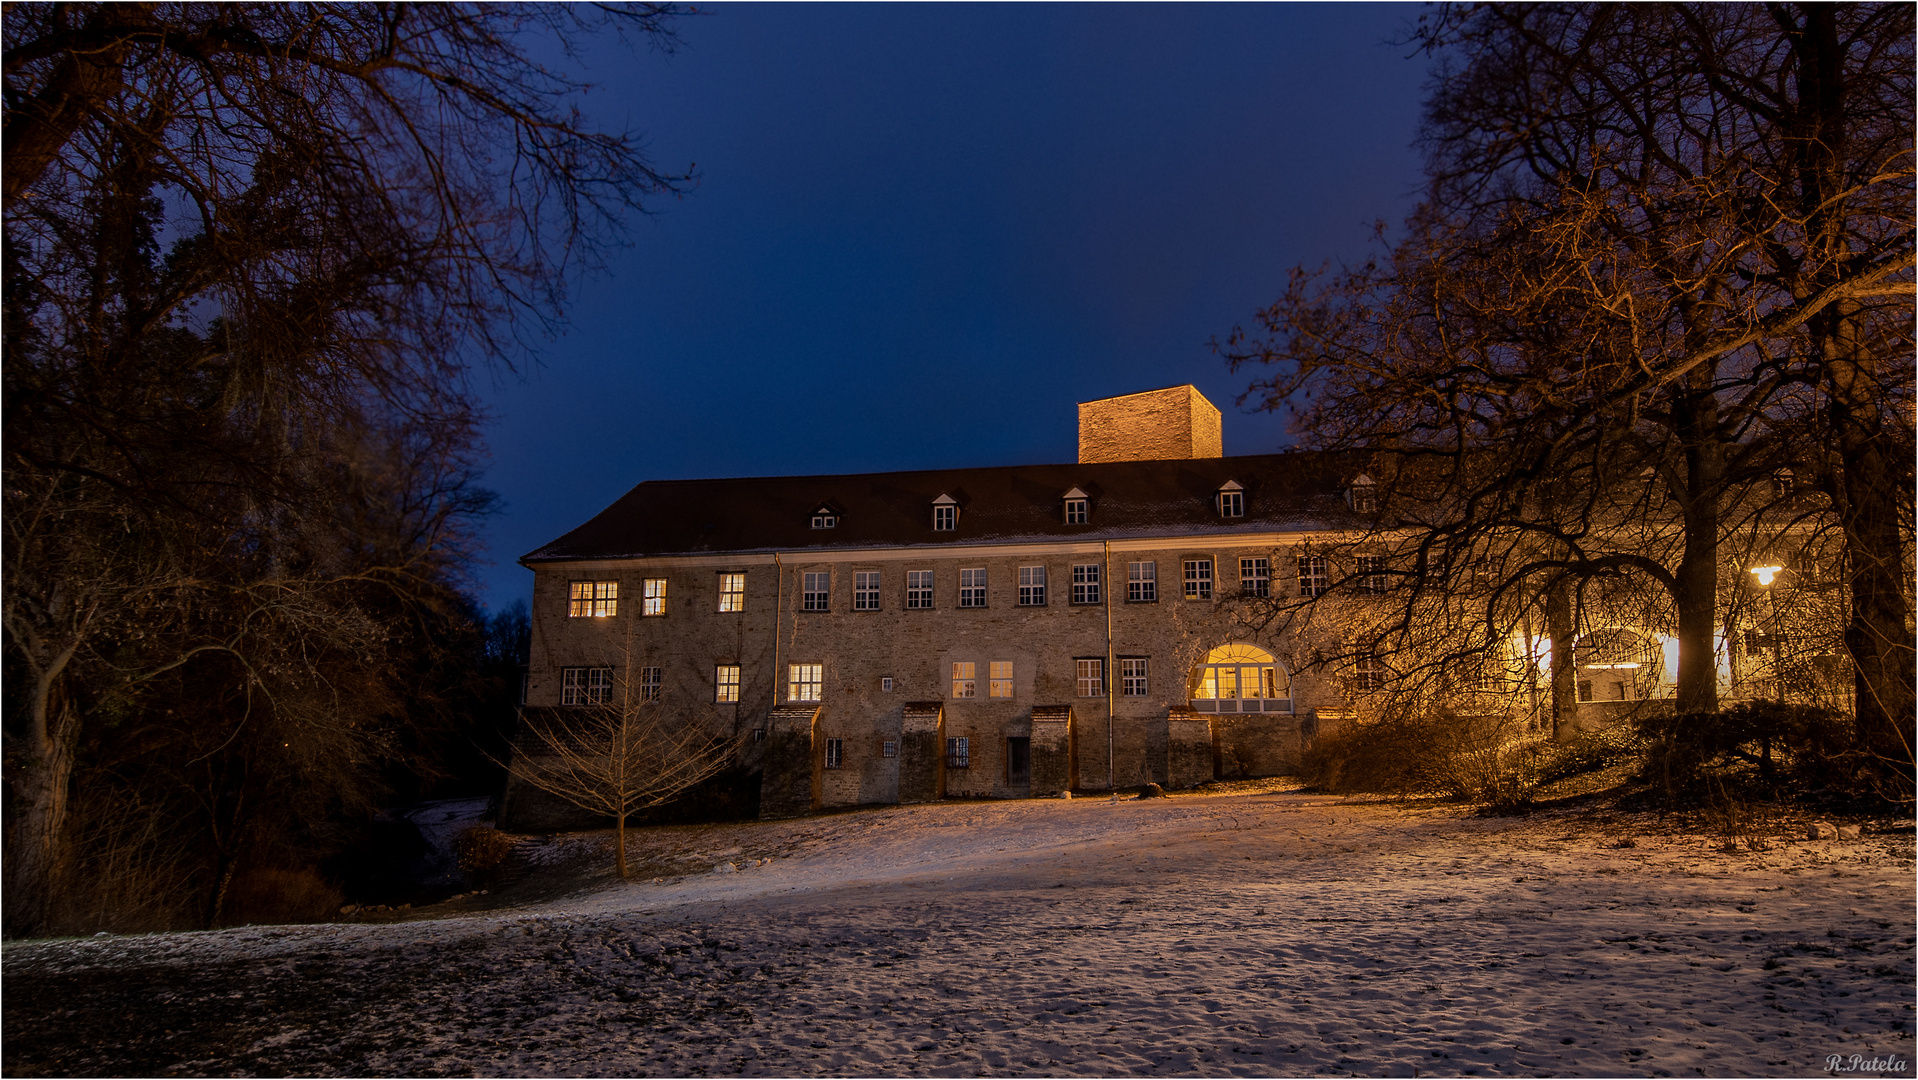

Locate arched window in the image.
[1188,643,1292,714]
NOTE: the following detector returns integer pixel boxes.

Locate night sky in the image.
[474,4,1433,614]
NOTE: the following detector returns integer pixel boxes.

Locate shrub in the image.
[220,866,346,927]
[455,826,518,879]
[1302,710,1535,804]
[1635,700,1857,804]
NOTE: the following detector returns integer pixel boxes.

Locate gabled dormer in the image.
[1346,474,1376,514]
[1063,486,1090,525]
[809,503,840,529]
[1216,479,1244,518]
[931,493,959,531]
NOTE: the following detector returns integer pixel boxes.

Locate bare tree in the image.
[509,666,738,879]
[3,4,688,933]
[1222,5,1913,768]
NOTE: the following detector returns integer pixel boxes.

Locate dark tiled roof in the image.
[521,452,1364,564]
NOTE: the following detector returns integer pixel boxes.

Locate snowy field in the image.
[5,785,1914,1077]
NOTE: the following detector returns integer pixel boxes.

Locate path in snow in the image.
[5,790,1914,1077]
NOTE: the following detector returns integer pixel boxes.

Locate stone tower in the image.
[1076,385,1223,464]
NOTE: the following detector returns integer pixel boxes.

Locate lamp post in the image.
[1747,564,1784,701]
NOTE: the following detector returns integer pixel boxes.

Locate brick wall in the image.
[1077,385,1224,463]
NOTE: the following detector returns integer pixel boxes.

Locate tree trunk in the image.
[1547,581,1579,742]
[1673,374,1725,715]
[615,812,629,879]
[4,669,80,936]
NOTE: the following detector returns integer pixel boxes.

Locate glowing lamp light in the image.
[1749,565,1783,587]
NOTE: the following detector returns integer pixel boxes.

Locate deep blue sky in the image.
[474,4,1433,614]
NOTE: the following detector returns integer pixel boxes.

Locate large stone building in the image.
[504,384,1792,823]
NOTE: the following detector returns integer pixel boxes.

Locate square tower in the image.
[1077,384,1223,463]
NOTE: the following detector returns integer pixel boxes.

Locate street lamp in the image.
[1748,565,1783,587]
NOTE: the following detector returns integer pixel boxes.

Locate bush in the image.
[220,866,346,927]
[1534,724,1645,786]
[1302,710,1535,804]
[1634,700,1858,804]
[455,826,518,879]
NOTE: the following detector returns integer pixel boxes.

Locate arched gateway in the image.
[1188,643,1293,714]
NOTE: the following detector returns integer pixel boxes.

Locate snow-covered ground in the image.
[5,785,1914,1077]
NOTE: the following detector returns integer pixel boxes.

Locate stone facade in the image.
[508,388,1364,824]
[1077,385,1223,464]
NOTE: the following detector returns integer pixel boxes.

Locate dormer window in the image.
[932,494,958,531]
[1063,486,1090,525]
[810,505,838,529]
[1216,480,1244,518]
[1348,474,1377,514]
[1772,468,1795,499]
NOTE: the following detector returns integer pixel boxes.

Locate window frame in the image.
[1356,555,1388,594]
[639,665,663,701]
[714,664,741,703]
[1120,657,1149,697]
[951,661,977,699]
[1240,556,1270,598]
[958,567,988,608]
[1127,560,1157,603]
[561,666,614,706]
[641,577,667,616]
[1183,558,1213,600]
[989,660,1013,699]
[853,571,881,611]
[1017,565,1047,606]
[1075,657,1105,698]
[1218,489,1244,518]
[1298,555,1328,598]
[932,500,958,531]
[906,570,934,610]
[946,736,970,769]
[1071,563,1101,605]
[825,737,844,769]
[802,570,831,612]
[568,580,618,618]
[788,662,823,703]
[1064,497,1088,524]
[718,572,747,613]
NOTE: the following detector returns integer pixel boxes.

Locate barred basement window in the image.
[989,661,1013,698]
[1298,555,1328,597]
[752,727,767,743]
[1121,657,1149,697]
[561,666,613,705]
[1076,658,1104,697]
[568,581,618,618]
[642,577,667,616]
[1071,563,1101,604]
[802,571,831,612]
[951,661,977,698]
[959,568,987,608]
[1127,561,1157,603]
[946,736,970,768]
[639,666,662,701]
[1240,557,1269,598]
[719,572,747,612]
[880,676,894,693]
[825,738,844,769]
[1183,558,1213,600]
[854,571,881,611]
[906,570,934,609]
[788,663,823,703]
[1018,565,1047,606]
[715,664,741,703]
[882,740,898,758]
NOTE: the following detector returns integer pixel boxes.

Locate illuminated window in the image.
[1121,657,1149,697]
[802,571,830,612]
[1240,557,1269,598]
[561,666,613,705]
[1018,565,1047,606]
[715,665,740,703]
[1183,558,1213,600]
[1217,481,1244,518]
[825,738,844,769]
[1188,644,1291,714]
[1356,555,1387,594]
[568,581,618,618]
[788,663,822,703]
[947,736,970,768]
[1071,563,1101,604]
[1076,658,1104,697]
[1127,561,1157,603]
[959,568,987,608]
[642,578,667,616]
[718,572,746,612]
[639,666,662,701]
[989,660,1013,698]
[906,570,934,609]
[1298,555,1328,597]
[854,571,880,611]
[951,661,977,698]
[932,495,958,531]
